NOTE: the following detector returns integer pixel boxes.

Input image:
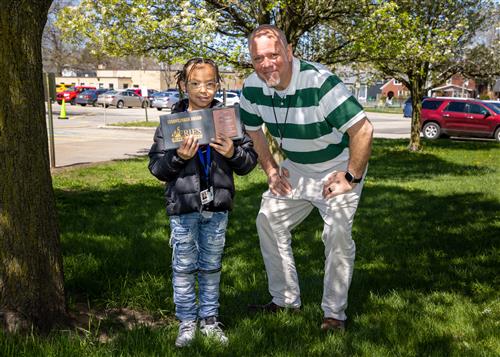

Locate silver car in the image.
[113,91,148,108]
[97,90,122,108]
[97,90,147,108]
[152,91,185,111]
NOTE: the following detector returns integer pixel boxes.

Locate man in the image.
[239,25,373,332]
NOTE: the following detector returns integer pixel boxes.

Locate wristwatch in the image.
[345,171,362,184]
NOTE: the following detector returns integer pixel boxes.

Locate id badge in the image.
[200,186,214,205]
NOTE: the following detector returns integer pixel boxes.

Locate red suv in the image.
[421,98,500,141]
[56,85,96,105]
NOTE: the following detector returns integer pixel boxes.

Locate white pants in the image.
[256,159,364,320]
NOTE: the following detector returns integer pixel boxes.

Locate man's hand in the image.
[209,134,235,158]
[322,171,355,198]
[246,129,292,196]
[268,167,292,196]
[176,136,199,160]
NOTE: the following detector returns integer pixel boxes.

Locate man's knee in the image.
[323,224,355,254]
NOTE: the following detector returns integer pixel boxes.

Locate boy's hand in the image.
[209,134,234,158]
[176,136,199,160]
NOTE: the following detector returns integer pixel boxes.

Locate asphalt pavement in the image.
[46,103,411,168]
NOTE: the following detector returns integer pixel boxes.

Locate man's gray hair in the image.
[248,24,289,53]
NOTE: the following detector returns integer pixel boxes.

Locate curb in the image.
[98,125,157,131]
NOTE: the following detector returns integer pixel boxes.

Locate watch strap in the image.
[345,171,362,183]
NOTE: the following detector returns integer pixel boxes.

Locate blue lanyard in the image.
[197,146,211,183]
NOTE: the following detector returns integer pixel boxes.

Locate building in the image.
[429,74,476,98]
[341,75,369,103]
[56,67,244,91]
[366,80,386,102]
[378,74,478,100]
[380,78,410,99]
[494,79,500,99]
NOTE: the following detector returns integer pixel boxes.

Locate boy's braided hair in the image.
[175,58,222,97]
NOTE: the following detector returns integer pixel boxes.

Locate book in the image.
[159,105,243,150]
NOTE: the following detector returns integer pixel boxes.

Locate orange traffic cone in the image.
[58,98,68,119]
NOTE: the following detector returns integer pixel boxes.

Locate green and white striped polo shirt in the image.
[240,57,366,172]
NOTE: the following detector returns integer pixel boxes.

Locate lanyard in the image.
[271,93,290,150]
[197,146,211,183]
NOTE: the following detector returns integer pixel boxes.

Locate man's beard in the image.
[261,72,281,88]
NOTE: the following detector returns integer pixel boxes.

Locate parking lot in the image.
[46,103,411,168]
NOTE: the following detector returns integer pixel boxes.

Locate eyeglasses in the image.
[187,81,218,91]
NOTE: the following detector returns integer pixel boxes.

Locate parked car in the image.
[112,91,148,108]
[56,85,96,105]
[228,89,242,96]
[403,96,429,118]
[96,90,147,108]
[215,91,240,106]
[144,89,159,107]
[56,83,72,93]
[123,88,142,96]
[75,89,109,106]
[420,97,500,141]
[123,88,159,107]
[482,100,500,111]
[97,90,123,108]
[151,91,184,111]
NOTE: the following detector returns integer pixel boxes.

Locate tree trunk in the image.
[0,0,67,333]
[263,125,285,163]
[408,80,425,151]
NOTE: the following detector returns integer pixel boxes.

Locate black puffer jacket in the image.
[148,99,258,215]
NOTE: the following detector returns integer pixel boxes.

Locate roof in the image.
[431,84,473,92]
[380,78,405,89]
[427,96,475,100]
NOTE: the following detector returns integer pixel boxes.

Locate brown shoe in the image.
[248,301,300,314]
[320,317,346,332]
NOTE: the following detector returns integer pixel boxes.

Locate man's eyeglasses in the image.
[187,81,218,91]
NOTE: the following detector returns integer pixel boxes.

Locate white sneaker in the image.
[199,316,228,344]
[175,320,197,347]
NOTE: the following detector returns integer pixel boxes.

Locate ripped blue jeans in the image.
[169,211,228,322]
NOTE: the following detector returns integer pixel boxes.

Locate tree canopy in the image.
[351,0,495,150]
[58,0,217,64]
[58,0,363,67]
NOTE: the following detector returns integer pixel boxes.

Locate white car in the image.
[152,91,185,111]
[215,91,240,106]
[482,100,500,111]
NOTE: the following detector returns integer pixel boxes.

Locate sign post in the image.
[142,87,149,123]
[43,73,56,168]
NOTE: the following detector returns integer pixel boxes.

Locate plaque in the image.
[212,107,240,138]
[160,105,243,150]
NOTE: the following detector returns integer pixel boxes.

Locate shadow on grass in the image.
[51,141,499,356]
[223,182,500,307]
[353,185,499,295]
[56,183,169,304]
[219,183,499,356]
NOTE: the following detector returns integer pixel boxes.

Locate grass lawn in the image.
[364,107,404,114]
[108,121,159,127]
[1,139,499,356]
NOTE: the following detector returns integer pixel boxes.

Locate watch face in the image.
[345,171,361,183]
[345,171,354,183]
